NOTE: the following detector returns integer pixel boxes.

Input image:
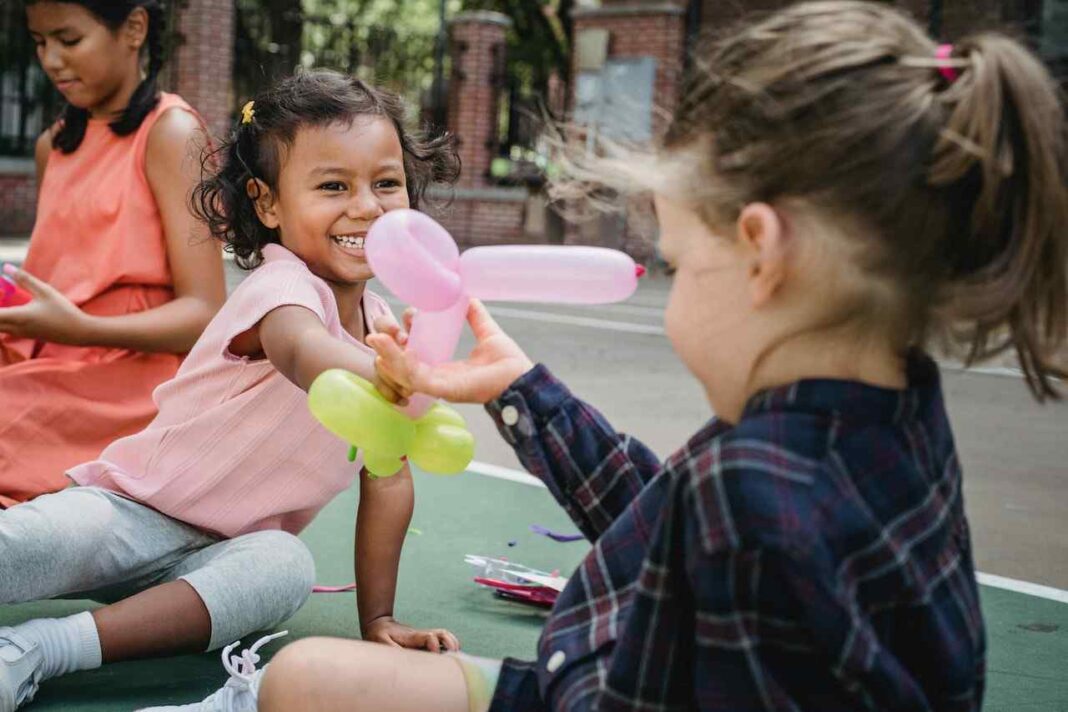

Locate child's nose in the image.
[346,192,384,221]
[40,44,65,72]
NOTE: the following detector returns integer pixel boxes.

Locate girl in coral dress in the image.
[0,0,225,507]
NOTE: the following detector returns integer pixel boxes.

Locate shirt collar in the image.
[261,242,302,263]
[741,350,940,425]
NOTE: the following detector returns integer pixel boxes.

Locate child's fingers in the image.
[374,358,412,400]
[402,307,416,333]
[421,631,446,653]
[2,264,47,296]
[373,374,406,405]
[466,299,504,342]
[367,334,409,377]
[371,315,408,345]
[441,630,461,652]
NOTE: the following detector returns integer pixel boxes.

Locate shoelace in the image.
[219,630,288,691]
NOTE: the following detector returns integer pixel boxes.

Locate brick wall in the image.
[447,12,511,189]
[440,12,534,248]
[572,3,686,137]
[564,3,685,257]
[695,0,1024,40]
[0,163,37,235]
[426,189,529,250]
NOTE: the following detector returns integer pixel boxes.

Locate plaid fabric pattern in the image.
[486,354,985,711]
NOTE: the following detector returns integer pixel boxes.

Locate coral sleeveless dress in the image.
[0,93,201,507]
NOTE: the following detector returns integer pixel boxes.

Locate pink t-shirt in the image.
[69,244,393,538]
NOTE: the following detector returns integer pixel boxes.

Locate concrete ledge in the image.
[428,186,529,203]
[571,3,685,18]
[450,11,513,28]
[0,158,35,176]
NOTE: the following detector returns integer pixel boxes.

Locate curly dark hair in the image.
[25,0,166,154]
[193,70,461,270]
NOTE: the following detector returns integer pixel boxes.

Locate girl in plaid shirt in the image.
[175,2,1066,711]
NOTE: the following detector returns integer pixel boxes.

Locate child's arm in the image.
[34,127,53,199]
[488,365,664,541]
[371,300,664,541]
[253,304,373,389]
[253,303,459,651]
[0,110,225,352]
[355,464,459,652]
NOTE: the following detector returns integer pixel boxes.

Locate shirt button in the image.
[501,405,520,426]
[546,650,566,673]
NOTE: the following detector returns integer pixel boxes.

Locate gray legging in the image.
[0,486,314,650]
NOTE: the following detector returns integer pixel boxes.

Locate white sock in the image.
[12,612,102,680]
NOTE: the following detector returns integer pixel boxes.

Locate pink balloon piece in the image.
[366,209,641,417]
[460,246,639,304]
[312,582,356,593]
[365,210,462,311]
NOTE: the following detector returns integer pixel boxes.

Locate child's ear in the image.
[123,7,148,52]
[736,203,788,307]
[247,178,280,229]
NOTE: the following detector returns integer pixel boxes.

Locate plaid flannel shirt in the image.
[485,354,985,711]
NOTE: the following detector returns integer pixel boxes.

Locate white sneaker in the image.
[136,631,287,712]
[0,628,44,712]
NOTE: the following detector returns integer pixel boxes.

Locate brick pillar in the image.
[572,2,685,137]
[446,11,512,189]
[172,0,235,138]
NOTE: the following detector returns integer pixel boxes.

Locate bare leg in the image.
[92,580,212,663]
[258,637,471,712]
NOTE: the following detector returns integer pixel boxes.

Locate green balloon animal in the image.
[308,369,475,478]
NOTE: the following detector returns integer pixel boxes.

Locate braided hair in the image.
[26,0,166,153]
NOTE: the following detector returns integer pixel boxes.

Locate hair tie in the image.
[935,44,960,83]
[241,101,256,125]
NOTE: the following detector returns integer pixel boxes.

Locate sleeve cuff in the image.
[485,364,572,446]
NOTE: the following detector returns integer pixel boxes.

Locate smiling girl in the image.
[0,70,460,712]
[0,0,226,508]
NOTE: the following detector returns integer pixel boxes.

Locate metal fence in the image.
[0,4,59,157]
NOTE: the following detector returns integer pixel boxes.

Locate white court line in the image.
[586,302,665,318]
[467,459,1068,604]
[467,460,546,488]
[976,572,1068,605]
[487,306,665,335]
[381,297,665,336]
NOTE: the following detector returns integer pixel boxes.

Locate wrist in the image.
[360,613,394,634]
[70,311,99,347]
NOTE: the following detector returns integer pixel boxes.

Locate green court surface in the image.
[3,471,1066,711]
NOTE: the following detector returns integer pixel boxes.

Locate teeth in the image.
[331,235,365,249]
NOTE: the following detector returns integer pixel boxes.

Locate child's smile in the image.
[330,233,366,257]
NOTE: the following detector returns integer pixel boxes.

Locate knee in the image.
[255,531,315,616]
[259,638,339,712]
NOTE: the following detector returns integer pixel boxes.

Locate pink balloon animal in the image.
[366,209,643,416]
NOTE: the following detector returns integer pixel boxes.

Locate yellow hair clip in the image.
[241,100,255,125]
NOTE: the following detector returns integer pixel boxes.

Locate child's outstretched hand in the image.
[369,299,534,405]
[362,615,461,652]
